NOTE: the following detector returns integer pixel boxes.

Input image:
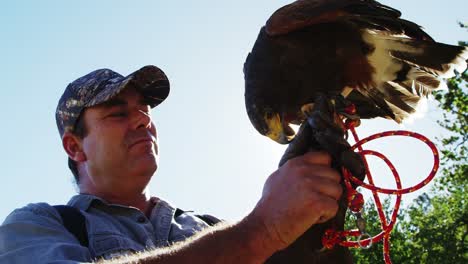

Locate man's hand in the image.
[252,152,342,251]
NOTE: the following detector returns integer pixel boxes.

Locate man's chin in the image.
[132,154,158,176]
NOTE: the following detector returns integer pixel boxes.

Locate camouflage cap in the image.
[56,65,170,137]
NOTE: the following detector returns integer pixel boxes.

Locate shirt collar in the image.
[67,193,166,212]
[67,194,105,211]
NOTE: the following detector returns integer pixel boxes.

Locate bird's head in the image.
[246,103,296,144]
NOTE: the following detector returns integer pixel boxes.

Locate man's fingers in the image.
[301,151,332,166]
[306,177,343,200]
[301,164,341,184]
[313,195,340,224]
[284,152,340,183]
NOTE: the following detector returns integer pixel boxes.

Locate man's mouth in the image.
[128,137,155,149]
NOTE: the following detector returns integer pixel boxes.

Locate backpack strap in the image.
[54,206,217,248]
[195,214,221,226]
[53,205,89,247]
[174,208,221,226]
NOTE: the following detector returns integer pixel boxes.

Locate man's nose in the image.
[133,109,152,130]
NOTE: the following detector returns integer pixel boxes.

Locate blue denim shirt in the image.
[0,194,219,263]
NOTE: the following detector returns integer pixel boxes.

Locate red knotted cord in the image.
[321,120,440,264]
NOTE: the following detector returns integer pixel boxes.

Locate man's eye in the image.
[109,111,128,118]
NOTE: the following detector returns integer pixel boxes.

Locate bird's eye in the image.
[265,111,274,119]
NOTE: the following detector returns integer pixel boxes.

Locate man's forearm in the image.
[97,152,343,264]
[97,211,278,264]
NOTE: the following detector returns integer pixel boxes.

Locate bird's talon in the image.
[301,103,315,117]
[345,118,361,129]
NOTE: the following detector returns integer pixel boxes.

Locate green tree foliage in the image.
[347,41,467,263]
[433,51,468,189]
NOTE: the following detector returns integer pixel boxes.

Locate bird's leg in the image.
[306,95,346,138]
[334,95,361,122]
[334,94,362,132]
[279,96,347,167]
[304,94,366,180]
[279,92,366,179]
[331,95,366,182]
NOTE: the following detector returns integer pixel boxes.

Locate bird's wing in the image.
[266,0,432,40]
[266,0,400,35]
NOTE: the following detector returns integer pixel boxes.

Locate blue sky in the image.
[0,0,466,222]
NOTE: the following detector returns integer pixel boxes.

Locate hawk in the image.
[245,0,468,145]
[244,0,468,263]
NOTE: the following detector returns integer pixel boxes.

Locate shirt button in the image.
[137,216,147,223]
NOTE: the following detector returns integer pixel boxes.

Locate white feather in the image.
[361,30,423,87]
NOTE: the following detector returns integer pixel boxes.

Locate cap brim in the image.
[85,65,170,108]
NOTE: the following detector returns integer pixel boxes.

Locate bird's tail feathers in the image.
[380,81,428,123]
[375,64,441,123]
[384,37,468,78]
[385,96,428,123]
[365,32,467,122]
[405,67,447,93]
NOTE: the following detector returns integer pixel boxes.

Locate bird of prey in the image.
[244,0,468,263]
[245,0,468,145]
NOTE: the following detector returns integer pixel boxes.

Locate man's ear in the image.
[62,132,87,162]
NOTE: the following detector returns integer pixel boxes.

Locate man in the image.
[0,65,342,263]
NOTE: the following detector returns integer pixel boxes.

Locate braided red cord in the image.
[322,124,440,264]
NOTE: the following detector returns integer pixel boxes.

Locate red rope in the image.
[321,122,440,264]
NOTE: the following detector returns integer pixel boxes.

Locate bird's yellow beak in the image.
[265,113,295,144]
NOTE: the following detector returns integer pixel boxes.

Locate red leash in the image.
[322,119,440,264]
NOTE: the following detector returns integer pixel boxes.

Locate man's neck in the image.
[80,188,156,217]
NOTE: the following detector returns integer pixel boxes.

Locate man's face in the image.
[79,87,159,194]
